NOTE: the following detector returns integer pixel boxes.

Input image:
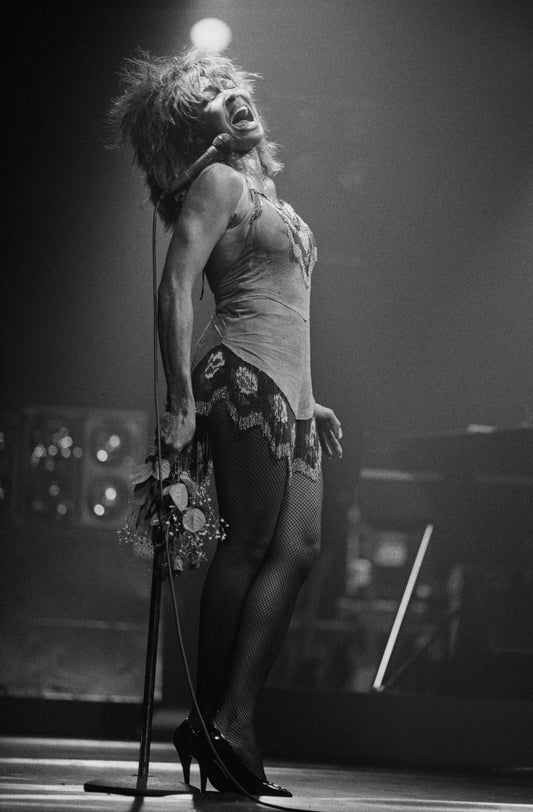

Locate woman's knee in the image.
[299,527,322,571]
[280,474,323,570]
[220,521,275,571]
[272,524,321,576]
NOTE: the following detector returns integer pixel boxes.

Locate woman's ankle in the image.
[212,713,266,780]
[187,708,206,732]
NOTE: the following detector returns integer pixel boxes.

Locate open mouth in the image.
[230,102,256,128]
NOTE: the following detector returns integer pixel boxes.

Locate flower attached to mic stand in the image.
[118,450,227,573]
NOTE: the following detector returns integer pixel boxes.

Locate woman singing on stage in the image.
[110,46,343,797]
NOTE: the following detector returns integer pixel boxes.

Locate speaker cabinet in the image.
[16,405,147,528]
[0,406,161,703]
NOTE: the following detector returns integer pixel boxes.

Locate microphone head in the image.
[212,133,237,154]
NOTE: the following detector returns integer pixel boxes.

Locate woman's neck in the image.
[235,147,277,198]
[239,148,263,178]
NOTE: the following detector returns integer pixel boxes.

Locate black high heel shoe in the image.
[173,719,205,789]
[207,725,292,797]
[173,718,235,793]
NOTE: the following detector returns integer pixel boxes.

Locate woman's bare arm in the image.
[158,163,243,451]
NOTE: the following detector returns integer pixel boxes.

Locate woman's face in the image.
[200,85,264,153]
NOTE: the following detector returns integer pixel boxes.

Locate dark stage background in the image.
[2,0,533,767]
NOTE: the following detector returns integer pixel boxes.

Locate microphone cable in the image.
[150,177,324,812]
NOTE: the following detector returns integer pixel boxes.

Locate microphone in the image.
[168,133,236,197]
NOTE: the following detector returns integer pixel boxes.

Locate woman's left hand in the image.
[314,403,343,459]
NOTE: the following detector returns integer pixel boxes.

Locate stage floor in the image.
[0,736,531,811]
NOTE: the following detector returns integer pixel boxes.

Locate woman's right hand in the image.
[158,409,196,454]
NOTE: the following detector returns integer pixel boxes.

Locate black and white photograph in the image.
[1,1,533,810]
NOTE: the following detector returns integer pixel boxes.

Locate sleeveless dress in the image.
[192,175,321,481]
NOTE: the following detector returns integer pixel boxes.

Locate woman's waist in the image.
[209,308,310,342]
[214,292,310,321]
[194,312,310,362]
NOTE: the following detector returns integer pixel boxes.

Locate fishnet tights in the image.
[189,403,323,779]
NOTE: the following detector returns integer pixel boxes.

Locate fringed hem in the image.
[192,346,321,482]
[197,386,294,462]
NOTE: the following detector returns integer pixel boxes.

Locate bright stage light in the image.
[190,18,232,53]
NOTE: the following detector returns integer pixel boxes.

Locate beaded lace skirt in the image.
[192,345,321,481]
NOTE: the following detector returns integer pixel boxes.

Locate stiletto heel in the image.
[172,719,198,787]
[198,757,208,793]
[207,725,292,797]
[175,743,192,784]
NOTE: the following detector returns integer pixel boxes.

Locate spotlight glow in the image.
[107,434,121,450]
[190,18,232,53]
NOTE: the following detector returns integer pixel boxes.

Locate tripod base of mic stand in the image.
[84,770,198,797]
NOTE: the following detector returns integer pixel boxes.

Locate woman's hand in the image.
[314,402,343,459]
[158,409,196,455]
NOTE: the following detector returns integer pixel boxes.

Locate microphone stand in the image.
[84,133,235,798]
[84,528,195,797]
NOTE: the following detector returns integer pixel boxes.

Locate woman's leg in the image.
[213,467,323,778]
[189,403,288,732]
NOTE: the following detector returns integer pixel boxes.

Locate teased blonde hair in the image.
[108,47,283,228]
